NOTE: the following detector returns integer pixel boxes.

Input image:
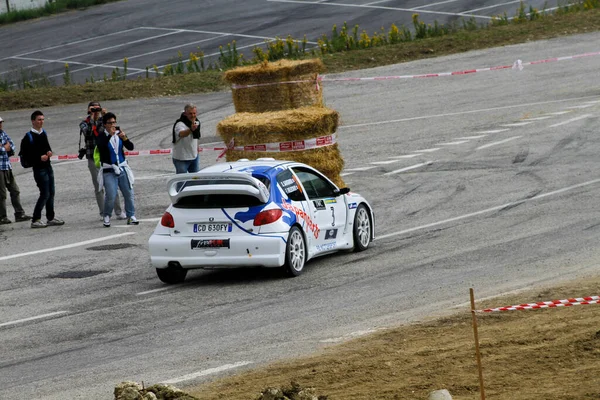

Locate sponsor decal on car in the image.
[316,242,336,252]
[313,199,325,210]
[348,202,358,209]
[324,198,337,204]
[281,199,320,238]
[325,228,337,240]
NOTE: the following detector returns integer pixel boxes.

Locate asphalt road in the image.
[0,0,552,85]
[2,3,600,400]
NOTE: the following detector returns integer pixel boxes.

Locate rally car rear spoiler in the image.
[167,172,270,204]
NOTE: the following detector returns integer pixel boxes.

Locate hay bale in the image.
[217,106,339,145]
[224,59,325,113]
[226,144,346,188]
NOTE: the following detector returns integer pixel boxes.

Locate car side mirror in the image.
[334,187,350,196]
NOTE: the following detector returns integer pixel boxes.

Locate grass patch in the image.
[0,0,120,24]
[2,3,600,111]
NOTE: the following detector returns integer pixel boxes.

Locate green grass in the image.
[1,3,600,111]
[0,0,121,24]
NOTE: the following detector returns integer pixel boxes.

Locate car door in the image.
[291,167,347,256]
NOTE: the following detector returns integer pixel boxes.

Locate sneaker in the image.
[127,216,139,225]
[103,215,111,227]
[15,214,32,222]
[0,217,11,225]
[31,220,47,228]
[46,218,65,226]
[116,212,127,220]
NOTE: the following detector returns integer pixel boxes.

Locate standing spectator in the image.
[0,116,31,224]
[96,112,139,228]
[172,103,201,174]
[79,101,125,220]
[19,110,64,228]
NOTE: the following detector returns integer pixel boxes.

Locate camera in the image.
[192,120,201,139]
[90,107,102,113]
[78,148,86,159]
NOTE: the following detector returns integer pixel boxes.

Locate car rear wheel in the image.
[353,204,371,252]
[283,226,306,277]
[156,265,188,284]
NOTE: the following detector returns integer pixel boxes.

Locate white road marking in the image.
[411,0,462,10]
[548,114,593,128]
[585,100,600,104]
[523,116,553,121]
[544,111,571,115]
[377,177,600,240]
[50,159,85,167]
[567,104,595,109]
[320,329,380,343]
[0,232,135,261]
[416,148,440,153]
[0,311,68,328]
[456,135,487,140]
[437,140,469,146]
[340,172,355,177]
[476,136,521,150]
[476,129,509,134]
[389,154,423,159]
[500,122,533,127]
[137,217,162,222]
[384,161,433,176]
[370,160,400,165]
[344,166,376,171]
[266,0,493,19]
[162,361,253,384]
[338,95,600,129]
[136,173,174,180]
[137,287,173,296]
[463,0,521,13]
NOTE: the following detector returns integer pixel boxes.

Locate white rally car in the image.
[148,159,374,283]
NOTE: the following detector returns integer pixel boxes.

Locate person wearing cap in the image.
[0,116,31,225]
[79,101,125,220]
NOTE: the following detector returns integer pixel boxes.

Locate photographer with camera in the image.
[79,101,125,220]
[0,116,31,224]
[171,103,201,174]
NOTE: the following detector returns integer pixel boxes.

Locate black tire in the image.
[353,204,372,252]
[283,226,306,277]
[156,266,188,284]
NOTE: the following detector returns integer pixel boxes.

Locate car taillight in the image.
[253,209,283,226]
[161,212,175,228]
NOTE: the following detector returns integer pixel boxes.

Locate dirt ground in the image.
[182,275,600,399]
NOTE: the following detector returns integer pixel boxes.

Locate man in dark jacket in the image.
[19,110,65,228]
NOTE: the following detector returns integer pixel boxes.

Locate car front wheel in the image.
[353,204,371,252]
[156,266,188,284]
[283,226,306,277]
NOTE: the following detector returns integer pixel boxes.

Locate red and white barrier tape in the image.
[8,133,337,165]
[477,295,600,313]
[230,50,600,90]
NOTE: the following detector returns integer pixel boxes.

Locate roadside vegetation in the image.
[0,0,120,24]
[1,1,600,112]
[182,275,600,399]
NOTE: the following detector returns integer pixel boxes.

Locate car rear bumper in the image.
[149,233,288,269]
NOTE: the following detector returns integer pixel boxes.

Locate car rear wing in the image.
[167,172,270,205]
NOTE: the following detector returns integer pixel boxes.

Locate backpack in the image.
[19,131,46,169]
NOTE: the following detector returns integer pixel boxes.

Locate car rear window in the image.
[174,194,265,209]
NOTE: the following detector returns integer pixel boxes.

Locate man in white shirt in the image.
[171,103,201,174]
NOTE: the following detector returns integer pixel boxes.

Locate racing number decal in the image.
[330,206,335,227]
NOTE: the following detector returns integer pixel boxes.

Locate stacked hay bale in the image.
[218,59,345,188]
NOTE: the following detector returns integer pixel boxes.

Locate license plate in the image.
[193,223,232,233]
[191,239,230,249]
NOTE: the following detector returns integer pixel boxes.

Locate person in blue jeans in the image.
[18,110,64,229]
[171,103,201,174]
[95,112,139,228]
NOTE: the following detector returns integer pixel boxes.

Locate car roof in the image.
[200,159,300,178]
